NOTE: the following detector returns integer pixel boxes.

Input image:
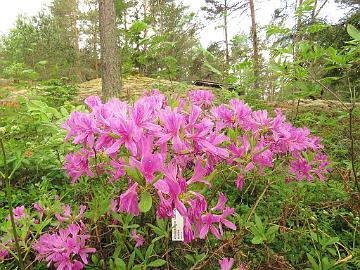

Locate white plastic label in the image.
[171,208,184,241]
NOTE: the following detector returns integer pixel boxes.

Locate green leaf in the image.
[147,223,165,236]
[145,244,154,260]
[266,225,279,236]
[251,235,264,244]
[204,169,218,182]
[139,191,152,213]
[128,252,136,269]
[109,258,115,270]
[60,107,69,116]
[91,255,99,264]
[185,254,195,263]
[347,24,360,40]
[324,237,339,247]
[310,232,319,242]
[151,235,165,244]
[195,253,206,263]
[134,248,144,261]
[124,166,145,185]
[151,173,164,185]
[327,247,337,256]
[306,253,319,270]
[254,214,264,232]
[148,259,167,268]
[114,258,126,270]
[227,129,237,141]
[188,181,208,192]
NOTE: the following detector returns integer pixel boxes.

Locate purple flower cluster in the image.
[33,224,95,270]
[62,90,330,243]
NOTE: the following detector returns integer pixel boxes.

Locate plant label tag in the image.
[172,208,184,241]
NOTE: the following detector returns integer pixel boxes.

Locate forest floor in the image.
[77,75,214,101]
[1,76,358,115]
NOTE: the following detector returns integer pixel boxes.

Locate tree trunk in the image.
[144,0,148,51]
[159,0,164,35]
[93,27,99,78]
[293,0,303,61]
[99,0,122,101]
[249,0,259,89]
[71,0,82,81]
[311,0,317,23]
[224,0,229,67]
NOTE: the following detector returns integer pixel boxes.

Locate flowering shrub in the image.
[62,89,330,245]
[0,89,331,269]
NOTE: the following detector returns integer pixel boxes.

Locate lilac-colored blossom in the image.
[219,257,234,270]
[33,224,96,270]
[131,229,144,247]
[118,183,139,216]
[188,90,214,108]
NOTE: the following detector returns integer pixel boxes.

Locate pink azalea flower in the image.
[130,99,161,131]
[185,116,229,158]
[13,205,27,220]
[106,118,140,156]
[131,229,144,247]
[218,207,237,235]
[118,183,139,216]
[219,257,234,270]
[211,104,234,131]
[311,153,331,181]
[109,158,126,181]
[33,223,96,270]
[156,191,174,218]
[199,213,221,239]
[188,90,214,108]
[289,158,313,181]
[229,99,253,130]
[0,248,9,261]
[0,238,12,261]
[186,160,210,186]
[184,217,195,243]
[55,204,86,223]
[156,178,187,217]
[133,153,163,183]
[211,193,227,211]
[158,107,189,153]
[84,95,101,110]
[34,203,45,218]
[7,205,29,222]
[62,111,99,148]
[111,199,118,212]
[61,92,331,245]
[155,162,187,217]
[187,192,207,220]
[252,109,271,130]
[64,150,94,185]
[201,132,229,158]
[236,174,244,191]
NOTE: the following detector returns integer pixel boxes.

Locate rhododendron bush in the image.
[0,89,331,269]
[64,90,328,242]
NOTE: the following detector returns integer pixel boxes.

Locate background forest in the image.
[0,0,360,269]
[0,0,359,98]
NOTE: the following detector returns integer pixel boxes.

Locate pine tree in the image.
[99,0,122,100]
[248,0,259,89]
[50,0,81,80]
[201,0,240,67]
